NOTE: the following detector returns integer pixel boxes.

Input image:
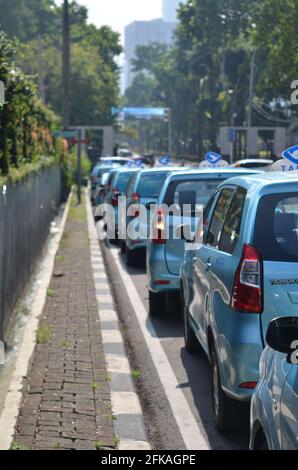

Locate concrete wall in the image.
[0,166,61,339]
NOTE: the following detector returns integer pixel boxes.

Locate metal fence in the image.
[0,166,61,339]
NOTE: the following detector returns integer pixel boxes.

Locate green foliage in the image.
[0,0,122,127]
[0,32,58,175]
[125,0,297,156]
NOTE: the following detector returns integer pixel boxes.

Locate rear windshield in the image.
[163,178,228,209]
[115,172,135,192]
[137,172,170,198]
[96,168,110,178]
[254,192,298,262]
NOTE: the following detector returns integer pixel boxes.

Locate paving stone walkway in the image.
[13,196,116,450]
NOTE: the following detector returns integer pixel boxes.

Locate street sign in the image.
[0,81,5,106]
[53,130,77,138]
[199,152,229,168]
[159,156,170,166]
[229,128,235,143]
[271,145,298,171]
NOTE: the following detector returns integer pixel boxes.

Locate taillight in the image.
[111,188,120,207]
[231,244,263,313]
[132,192,140,203]
[152,208,166,245]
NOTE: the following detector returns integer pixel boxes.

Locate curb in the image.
[85,193,151,451]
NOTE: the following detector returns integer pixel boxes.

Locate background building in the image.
[124,19,176,89]
[162,0,182,23]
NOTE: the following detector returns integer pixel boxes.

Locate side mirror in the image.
[175,224,195,242]
[206,229,215,245]
[266,317,298,358]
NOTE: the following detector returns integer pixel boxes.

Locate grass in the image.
[61,339,69,349]
[105,374,111,383]
[47,288,55,298]
[68,191,86,222]
[94,441,102,450]
[91,381,101,391]
[10,441,29,451]
[0,156,57,187]
[55,254,64,263]
[132,369,141,380]
[36,324,53,344]
[113,436,120,447]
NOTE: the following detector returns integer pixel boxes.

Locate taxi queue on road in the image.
[91,151,298,450]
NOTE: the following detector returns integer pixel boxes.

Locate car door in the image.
[191,187,235,350]
[281,363,298,449]
[187,192,220,319]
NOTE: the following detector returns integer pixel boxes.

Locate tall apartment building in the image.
[124,19,176,90]
[162,0,182,23]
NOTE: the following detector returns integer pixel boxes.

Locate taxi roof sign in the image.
[271,145,298,172]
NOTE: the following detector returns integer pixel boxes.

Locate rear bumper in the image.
[211,297,264,401]
[147,244,180,293]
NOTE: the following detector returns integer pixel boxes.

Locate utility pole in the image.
[77,128,82,204]
[248,49,256,128]
[167,108,172,156]
[63,0,70,129]
[37,36,45,103]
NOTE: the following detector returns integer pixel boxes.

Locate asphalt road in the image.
[101,241,250,450]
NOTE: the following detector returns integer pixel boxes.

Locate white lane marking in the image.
[98,309,119,323]
[111,391,143,415]
[101,330,124,344]
[106,355,131,374]
[119,440,151,451]
[110,249,210,451]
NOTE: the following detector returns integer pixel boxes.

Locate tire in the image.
[183,303,197,353]
[149,290,166,317]
[210,345,235,432]
[120,240,126,254]
[258,435,269,451]
[125,247,136,267]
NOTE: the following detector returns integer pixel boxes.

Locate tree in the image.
[0,0,122,127]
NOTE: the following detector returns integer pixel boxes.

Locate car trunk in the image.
[262,261,298,337]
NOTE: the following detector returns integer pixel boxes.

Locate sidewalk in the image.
[13,195,116,450]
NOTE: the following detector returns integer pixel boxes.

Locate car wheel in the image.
[125,247,136,267]
[210,345,235,432]
[183,303,197,353]
[149,290,166,317]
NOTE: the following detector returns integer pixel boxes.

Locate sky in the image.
[61,0,163,43]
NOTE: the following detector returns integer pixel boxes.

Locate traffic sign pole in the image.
[77,129,82,204]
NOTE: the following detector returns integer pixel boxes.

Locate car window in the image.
[206,188,235,249]
[254,192,298,261]
[116,172,134,192]
[137,172,170,198]
[219,187,246,254]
